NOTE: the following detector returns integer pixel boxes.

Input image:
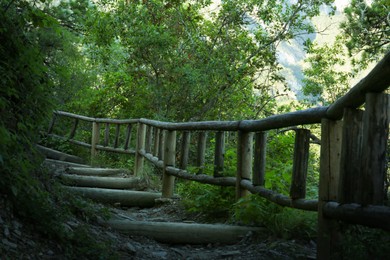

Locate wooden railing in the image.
[46,52,390,259]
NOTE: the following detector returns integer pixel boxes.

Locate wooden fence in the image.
[46,52,390,258]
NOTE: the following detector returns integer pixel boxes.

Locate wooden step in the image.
[65,167,131,177]
[65,186,161,208]
[37,145,84,164]
[60,174,146,190]
[104,219,265,244]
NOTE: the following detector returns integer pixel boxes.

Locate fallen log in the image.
[65,187,160,207]
[60,174,146,190]
[43,159,91,168]
[37,145,84,164]
[66,167,131,177]
[105,219,265,244]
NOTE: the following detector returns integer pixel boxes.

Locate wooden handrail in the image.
[45,52,390,250]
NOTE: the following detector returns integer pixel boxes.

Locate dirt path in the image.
[1,159,317,259]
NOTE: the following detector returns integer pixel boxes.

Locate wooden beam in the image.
[253,132,267,186]
[162,130,176,198]
[104,123,110,146]
[66,167,131,176]
[114,124,120,148]
[236,131,253,200]
[179,131,191,170]
[196,132,207,175]
[323,202,390,231]
[145,125,153,153]
[60,174,146,190]
[66,187,160,207]
[361,93,390,205]
[338,109,364,204]
[105,219,265,244]
[290,129,310,199]
[91,122,100,163]
[317,119,343,260]
[214,131,225,177]
[124,124,133,150]
[134,123,146,176]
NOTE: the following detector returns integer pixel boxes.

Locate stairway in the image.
[38,145,264,244]
[38,145,161,208]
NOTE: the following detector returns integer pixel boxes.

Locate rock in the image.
[221,250,241,257]
[4,226,10,237]
[151,251,168,259]
[124,242,137,254]
[2,238,17,249]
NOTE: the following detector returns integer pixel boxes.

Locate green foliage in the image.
[341,0,390,70]
[176,181,235,219]
[302,37,352,105]
[233,195,317,239]
[340,225,390,259]
[70,0,336,121]
[265,132,295,194]
[0,1,120,257]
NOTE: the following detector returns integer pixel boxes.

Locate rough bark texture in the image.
[105,219,265,244]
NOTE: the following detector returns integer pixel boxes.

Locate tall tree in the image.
[341,0,390,70]
[77,0,335,121]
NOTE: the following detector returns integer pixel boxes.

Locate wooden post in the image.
[290,129,311,199]
[134,123,146,177]
[123,124,132,150]
[91,122,100,164]
[361,93,390,205]
[236,131,253,200]
[180,131,191,170]
[114,124,120,148]
[153,128,160,156]
[214,131,225,177]
[145,125,153,153]
[338,108,364,204]
[104,123,110,147]
[253,132,267,186]
[162,130,176,198]
[47,113,57,134]
[196,132,207,175]
[69,118,79,139]
[317,119,343,260]
[158,129,165,160]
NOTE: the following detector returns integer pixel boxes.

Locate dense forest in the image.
[0,0,389,258]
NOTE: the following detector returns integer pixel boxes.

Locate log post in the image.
[153,128,160,156]
[145,125,153,153]
[338,108,364,204]
[253,132,267,186]
[134,123,146,177]
[236,131,253,200]
[104,123,110,147]
[91,122,100,164]
[69,118,79,139]
[214,131,225,177]
[114,124,120,148]
[180,131,191,170]
[162,130,176,198]
[158,129,165,161]
[317,119,342,260]
[361,93,390,205]
[196,132,207,175]
[290,129,311,199]
[123,124,132,150]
